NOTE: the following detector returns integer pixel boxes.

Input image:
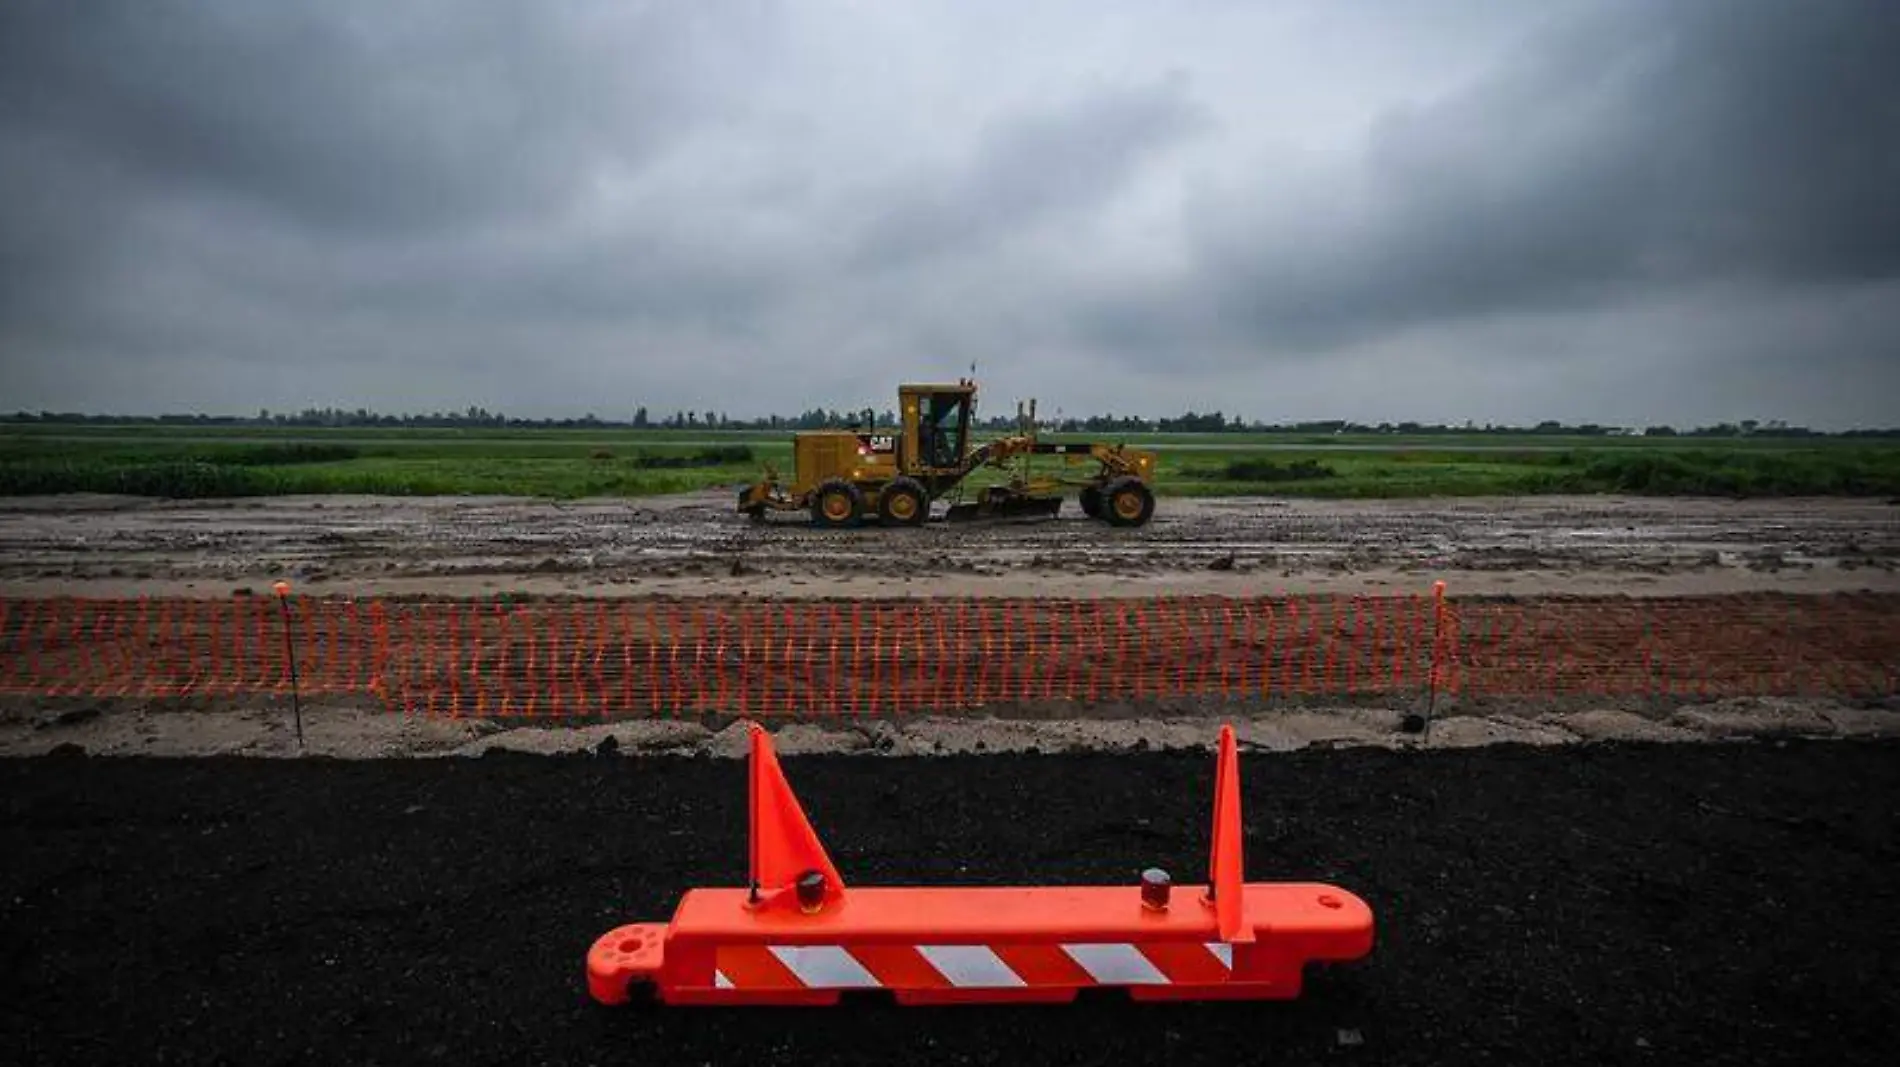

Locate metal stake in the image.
[273,581,304,751]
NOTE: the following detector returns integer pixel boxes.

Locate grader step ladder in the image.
[585,723,1374,1006]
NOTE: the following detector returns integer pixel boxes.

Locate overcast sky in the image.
[3,0,1897,427]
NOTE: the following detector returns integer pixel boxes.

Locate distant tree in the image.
[16,400,1893,438]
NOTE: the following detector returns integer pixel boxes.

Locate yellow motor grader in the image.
[736,379,1158,527]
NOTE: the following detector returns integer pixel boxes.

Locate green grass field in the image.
[3,425,1898,500]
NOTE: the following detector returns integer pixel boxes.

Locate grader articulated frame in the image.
[737,380,1159,528]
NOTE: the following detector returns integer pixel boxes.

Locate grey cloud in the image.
[0,0,1895,426]
[0,0,791,368]
[1099,0,1900,357]
[0,0,743,235]
[852,75,1210,265]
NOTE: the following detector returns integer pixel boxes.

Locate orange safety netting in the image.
[0,591,1893,717]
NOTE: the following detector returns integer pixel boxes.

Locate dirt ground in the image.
[1,490,1895,599]
[6,495,1896,1062]
[4,492,1894,755]
[5,740,1897,1065]
[5,695,1897,759]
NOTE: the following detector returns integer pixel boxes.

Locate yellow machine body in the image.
[739,380,1158,527]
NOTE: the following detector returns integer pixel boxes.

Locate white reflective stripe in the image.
[916,945,1026,988]
[1062,943,1171,985]
[1205,943,1233,969]
[768,946,882,988]
[714,970,733,989]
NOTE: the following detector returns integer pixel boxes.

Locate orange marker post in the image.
[586,722,1374,1007]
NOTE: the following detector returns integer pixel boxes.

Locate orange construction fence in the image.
[0,591,1894,717]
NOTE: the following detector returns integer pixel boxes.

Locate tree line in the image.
[4,407,1895,438]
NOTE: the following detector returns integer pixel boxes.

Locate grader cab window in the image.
[919,392,969,469]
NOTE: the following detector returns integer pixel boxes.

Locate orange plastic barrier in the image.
[585,722,1374,1006]
[1,591,1895,715]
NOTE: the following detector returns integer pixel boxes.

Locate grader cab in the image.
[737,380,1158,528]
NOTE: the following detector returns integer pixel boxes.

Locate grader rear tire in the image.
[1080,485,1103,519]
[877,477,929,526]
[1102,476,1155,528]
[810,479,865,528]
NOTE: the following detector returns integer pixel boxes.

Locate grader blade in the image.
[944,495,1062,524]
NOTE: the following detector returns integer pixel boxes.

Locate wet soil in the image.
[1,491,1895,599]
[3,739,1897,1065]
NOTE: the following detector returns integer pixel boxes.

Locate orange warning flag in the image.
[1209,724,1252,942]
[747,722,844,908]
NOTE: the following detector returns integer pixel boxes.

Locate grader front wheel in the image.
[1102,477,1155,528]
[810,479,865,528]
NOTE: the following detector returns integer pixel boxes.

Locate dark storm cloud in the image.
[0,0,1896,425]
[0,0,783,372]
[0,0,725,234]
[1095,0,1900,358]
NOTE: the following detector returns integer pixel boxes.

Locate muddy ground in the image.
[4,740,1897,1065]
[1,491,1895,599]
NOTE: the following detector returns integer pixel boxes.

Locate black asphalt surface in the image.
[3,739,1898,1066]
